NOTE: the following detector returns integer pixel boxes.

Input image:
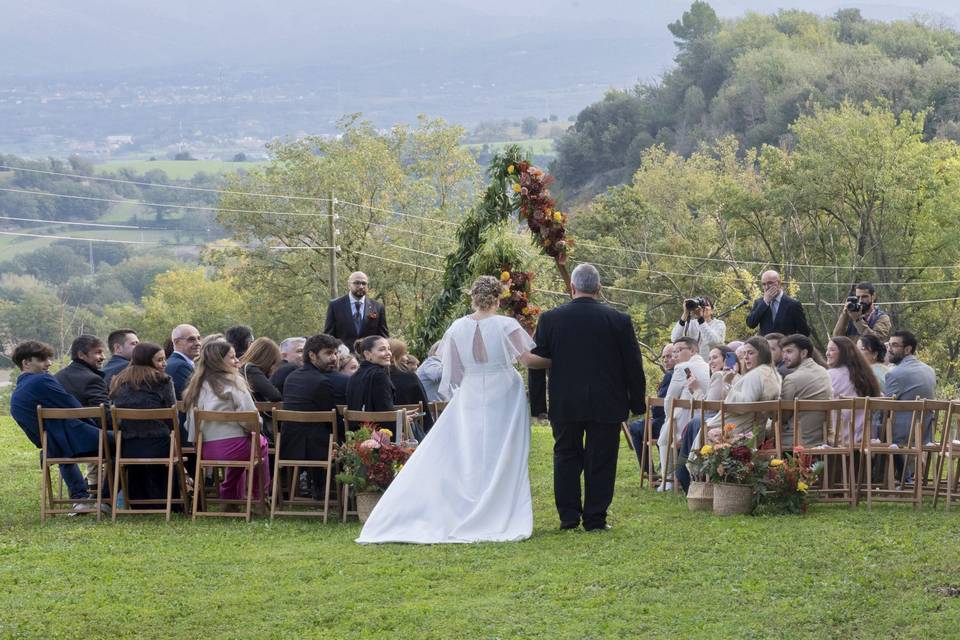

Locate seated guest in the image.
[765,333,790,377]
[339,353,360,376]
[183,340,270,501]
[9,341,103,502]
[627,344,674,468]
[779,334,833,448]
[108,342,180,507]
[678,336,781,492]
[825,336,881,446]
[657,337,709,491]
[347,336,406,430]
[225,325,254,358]
[56,334,110,410]
[389,338,434,435]
[885,331,937,445]
[167,324,202,400]
[417,341,444,402]
[269,337,305,394]
[103,328,139,390]
[687,345,734,405]
[857,334,889,394]
[281,334,341,499]
[239,337,283,440]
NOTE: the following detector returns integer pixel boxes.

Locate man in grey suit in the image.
[884,330,937,445]
[779,334,833,448]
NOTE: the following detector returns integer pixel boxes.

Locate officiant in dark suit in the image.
[323,271,390,348]
[532,263,646,532]
[746,270,811,337]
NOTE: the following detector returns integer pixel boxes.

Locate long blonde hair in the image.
[182,340,247,410]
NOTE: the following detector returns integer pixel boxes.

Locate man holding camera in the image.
[832,282,891,342]
[671,296,726,360]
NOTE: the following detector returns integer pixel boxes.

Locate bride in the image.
[356,275,551,544]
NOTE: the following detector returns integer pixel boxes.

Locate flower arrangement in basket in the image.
[752,448,824,515]
[335,425,413,493]
[688,424,757,485]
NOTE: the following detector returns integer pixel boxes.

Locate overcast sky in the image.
[2,1,958,78]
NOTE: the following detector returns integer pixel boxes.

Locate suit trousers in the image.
[551,420,620,529]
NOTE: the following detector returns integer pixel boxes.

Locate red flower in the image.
[731,446,752,463]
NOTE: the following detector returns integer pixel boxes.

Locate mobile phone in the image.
[724,352,738,370]
[684,368,692,378]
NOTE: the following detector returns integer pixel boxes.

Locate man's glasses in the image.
[351,281,368,286]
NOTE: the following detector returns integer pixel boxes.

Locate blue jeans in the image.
[58,462,90,499]
[674,418,702,494]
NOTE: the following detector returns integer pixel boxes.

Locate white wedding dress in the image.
[356,314,535,544]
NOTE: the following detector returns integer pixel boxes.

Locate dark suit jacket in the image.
[281,362,338,456]
[746,293,811,337]
[346,361,395,413]
[323,295,389,348]
[56,360,110,410]
[165,352,194,400]
[532,297,646,423]
[102,354,130,391]
[390,368,434,431]
[269,361,298,395]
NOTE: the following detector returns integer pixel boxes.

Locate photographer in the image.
[832,282,890,342]
[671,296,726,360]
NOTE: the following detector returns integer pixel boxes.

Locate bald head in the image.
[348,271,369,299]
[761,270,782,298]
[171,324,201,358]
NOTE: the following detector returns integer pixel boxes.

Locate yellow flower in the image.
[512,183,521,193]
[500,271,511,282]
[797,482,809,492]
[522,306,531,314]
[507,164,515,174]
[769,459,784,467]
[381,429,393,438]
[553,211,563,222]
[500,289,510,298]
[700,445,714,456]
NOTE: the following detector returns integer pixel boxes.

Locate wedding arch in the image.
[414,145,572,352]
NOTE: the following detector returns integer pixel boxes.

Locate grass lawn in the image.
[1,417,960,639]
[463,138,556,157]
[96,160,265,180]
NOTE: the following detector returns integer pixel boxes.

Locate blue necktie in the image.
[770,298,779,323]
[353,300,363,334]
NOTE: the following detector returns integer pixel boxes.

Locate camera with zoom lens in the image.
[846,296,861,312]
[685,296,706,311]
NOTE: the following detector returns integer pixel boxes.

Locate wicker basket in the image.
[355,491,381,523]
[712,482,753,516]
[687,481,714,511]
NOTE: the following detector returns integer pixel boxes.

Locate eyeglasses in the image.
[175,335,201,343]
[351,281,368,286]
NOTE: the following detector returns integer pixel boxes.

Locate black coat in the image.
[532,297,646,423]
[56,360,110,410]
[242,363,281,403]
[323,295,389,348]
[391,368,435,431]
[269,361,298,395]
[746,293,811,337]
[109,376,177,439]
[280,361,338,458]
[346,361,395,413]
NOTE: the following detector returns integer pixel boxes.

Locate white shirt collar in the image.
[174,350,195,368]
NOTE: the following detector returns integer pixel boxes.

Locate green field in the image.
[463,138,556,157]
[2,418,960,638]
[96,159,266,180]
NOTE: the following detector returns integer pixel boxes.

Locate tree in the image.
[521,117,540,137]
[232,152,248,162]
[19,246,90,284]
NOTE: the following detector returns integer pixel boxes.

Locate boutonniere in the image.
[368,311,378,320]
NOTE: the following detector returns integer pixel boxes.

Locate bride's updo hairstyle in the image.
[470,275,502,310]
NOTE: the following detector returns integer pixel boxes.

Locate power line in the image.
[338,199,460,227]
[355,251,444,272]
[0,230,155,245]
[0,214,177,231]
[0,164,334,203]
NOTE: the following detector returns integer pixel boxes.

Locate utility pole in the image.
[88,239,95,275]
[328,193,339,298]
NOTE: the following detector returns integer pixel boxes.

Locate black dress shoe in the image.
[584,524,612,532]
[559,521,580,530]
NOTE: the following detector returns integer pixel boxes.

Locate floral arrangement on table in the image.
[335,425,413,493]
[689,424,757,485]
[498,268,540,333]
[508,161,571,266]
[752,448,823,515]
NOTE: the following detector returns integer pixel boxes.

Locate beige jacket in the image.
[779,358,833,448]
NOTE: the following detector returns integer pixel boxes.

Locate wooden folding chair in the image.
[191,409,268,521]
[395,403,424,442]
[110,406,189,521]
[270,409,339,521]
[917,399,951,498]
[37,404,112,524]
[862,397,924,509]
[339,409,406,521]
[641,396,665,491]
[429,401,449,422]
[934,401,960,510]
[786,398,858,507]
[695,400,723,444]
[720,400,782,456]
[662,398,695,494]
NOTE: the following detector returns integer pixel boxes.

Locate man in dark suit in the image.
[165,324,202,400]
[746,270,811,337]
[323,271,389,350]
[56,334,110,410]
[281,334,342,499]
[270,336,306,394]
[532,263,646,531]
[102,328,139,390]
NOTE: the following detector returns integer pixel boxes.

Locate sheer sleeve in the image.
[503,317,536,363]
[438,324,464,401]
